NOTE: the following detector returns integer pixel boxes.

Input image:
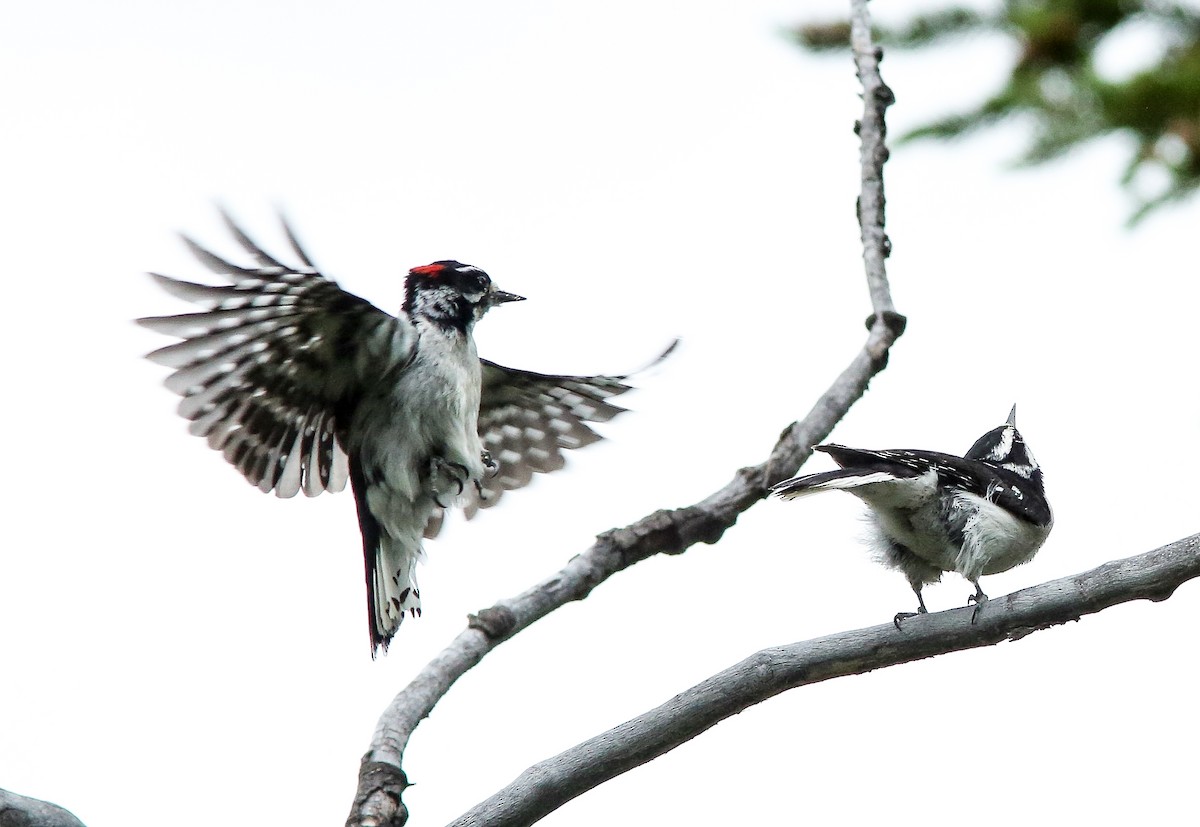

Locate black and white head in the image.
[965,405,1042,484]
[402,260,525,331]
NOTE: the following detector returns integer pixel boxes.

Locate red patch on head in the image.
[410,263,446,276]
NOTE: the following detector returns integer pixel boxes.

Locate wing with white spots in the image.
[422,344,673,538]
[816,446,990,494]
[814,445,1051,525]
[138,211,417,498]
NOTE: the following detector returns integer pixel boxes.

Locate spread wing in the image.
[423,342,675,538]
[138,210,416,498]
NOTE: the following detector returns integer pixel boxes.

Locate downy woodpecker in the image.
[771,407,1052,625]
[140,212,663,654]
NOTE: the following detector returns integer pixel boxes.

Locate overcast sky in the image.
[2,1,1198,825]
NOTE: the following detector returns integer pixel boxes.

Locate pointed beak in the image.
[1007,404,1017,427]
[487,286,526,307]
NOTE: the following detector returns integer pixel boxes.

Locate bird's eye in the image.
[457,268,489,293]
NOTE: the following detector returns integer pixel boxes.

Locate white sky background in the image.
[2,1,1198,824]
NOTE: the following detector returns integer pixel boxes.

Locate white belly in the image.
[854,472,1051,581]
[352,325,484,510]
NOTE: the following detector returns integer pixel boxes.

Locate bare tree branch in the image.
[346,2,901,825]
[0,788,87,827]
[850,0,897,317]
[451,533,1200,826]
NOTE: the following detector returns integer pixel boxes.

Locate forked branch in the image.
[346,1,902,825]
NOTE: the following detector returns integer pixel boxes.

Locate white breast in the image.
[953,491,1052,579]
[352,323,484,504]
[851,471,1050,580]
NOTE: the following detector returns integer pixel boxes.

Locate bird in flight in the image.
[139,210,669,654]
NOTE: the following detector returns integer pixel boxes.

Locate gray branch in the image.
[850,0,897,316]
[451,533,1200,826]
[346,2,901,825]
[0,789,87,827]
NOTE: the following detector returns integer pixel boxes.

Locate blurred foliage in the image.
[795,1,1200,223]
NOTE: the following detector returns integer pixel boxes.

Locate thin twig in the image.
[449,533,1200,826]
[346,3,901,825]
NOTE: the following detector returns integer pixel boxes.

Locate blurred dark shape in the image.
[792,1,1200,223]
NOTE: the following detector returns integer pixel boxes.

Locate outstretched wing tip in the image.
[277,209,317,268]
[178,232,253,278]
[218,208,288,269]
[143,211,397,503]
[460,344,669,530]
[654,336,681,363]
[617,337,680,380]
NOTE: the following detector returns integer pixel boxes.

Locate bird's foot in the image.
[893,606,927,630]
[429,456,469,508]
[481,449,499,478]
[967,587,989,624]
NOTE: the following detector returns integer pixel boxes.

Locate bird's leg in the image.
[471,449,498,502]
[893,588,929,629]
[967,580,989,624]
[429,455,469,508]
[481,449,499,478]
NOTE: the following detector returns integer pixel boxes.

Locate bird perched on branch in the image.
[139,211,668,654]
[770,407,1052,625]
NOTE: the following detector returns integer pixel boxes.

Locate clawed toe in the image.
[893,605,927,630]
[430,456,470,506]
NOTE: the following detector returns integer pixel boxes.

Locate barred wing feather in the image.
[138,212,416,499]
[422,347,672,538]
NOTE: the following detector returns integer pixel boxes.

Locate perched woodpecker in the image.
[139,211,665,654]
[770,407,1052,625]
